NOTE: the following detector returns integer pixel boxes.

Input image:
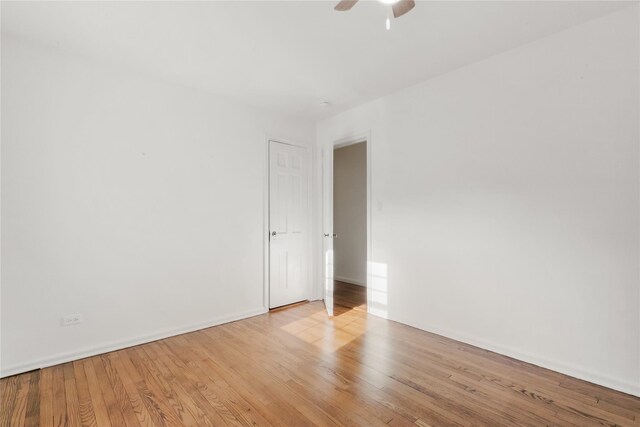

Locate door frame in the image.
[323,131,373,314]
[263,137,314,311]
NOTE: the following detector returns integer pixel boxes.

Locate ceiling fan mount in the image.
[334,0,416,20]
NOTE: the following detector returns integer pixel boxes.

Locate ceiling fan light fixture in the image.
[379,0,400,4]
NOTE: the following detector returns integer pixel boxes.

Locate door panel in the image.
[322,147,334,316]
[269,141,309,309]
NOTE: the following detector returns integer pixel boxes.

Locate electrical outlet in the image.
[61,314,83,327]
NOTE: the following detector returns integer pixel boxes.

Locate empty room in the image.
[1,1,639,426]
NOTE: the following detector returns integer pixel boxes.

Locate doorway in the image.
[322,134,371,316]
[268,140,310,309]
[333,142,368,314]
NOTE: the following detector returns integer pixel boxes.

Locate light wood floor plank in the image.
[62,363,82,427]
[51,365,68,427]
[72,361,98,427]
[82,358,115,427]
[24,370,41,427]
[9,373,31,427]
[0,375,19,427]
[38,368,54,427]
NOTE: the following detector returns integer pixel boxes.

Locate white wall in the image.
[0,36,315,376]
[333,143,367,286]
[317,7,640,396]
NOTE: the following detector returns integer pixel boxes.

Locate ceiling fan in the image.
[335,0,416,29]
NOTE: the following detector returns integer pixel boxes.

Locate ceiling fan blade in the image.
[392,0,415,18]
[334,0,359,11]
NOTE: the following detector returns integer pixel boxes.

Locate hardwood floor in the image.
[333,280,367,314]
[1,301,638,426]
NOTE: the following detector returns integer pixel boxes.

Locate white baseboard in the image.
[0,307,267,378]
[387,314,640,397]
[334,275,366,287]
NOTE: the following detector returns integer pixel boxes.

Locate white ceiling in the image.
[1,1,633,121]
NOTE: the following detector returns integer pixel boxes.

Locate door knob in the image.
[272,231,277,236]
[324,233,330,237]
[332,233,338,238]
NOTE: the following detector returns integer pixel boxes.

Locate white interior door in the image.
[269,141,309,309]
[322,147,334,316]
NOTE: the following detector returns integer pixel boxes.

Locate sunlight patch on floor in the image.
[279,305,367,352]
